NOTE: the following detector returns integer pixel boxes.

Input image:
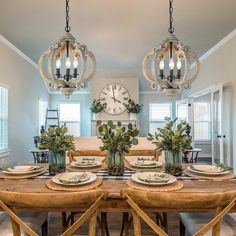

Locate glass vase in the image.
[48,150,66,175]
[164,151,183,176]
[107,151,124,176]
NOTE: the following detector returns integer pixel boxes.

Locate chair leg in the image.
[88,213,97,236]
[120,212,129,236]
[42,219,48,236]
[132,210,141,236]
[62,212,67,232]
[101,212,110,236]
[162,213,168,233]
[179,218,185,236]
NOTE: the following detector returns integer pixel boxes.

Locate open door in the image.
[211,84,223,164]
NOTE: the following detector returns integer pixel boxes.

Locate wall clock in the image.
[99,83,130,115]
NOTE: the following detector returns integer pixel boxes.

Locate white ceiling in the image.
[0,0,236,90]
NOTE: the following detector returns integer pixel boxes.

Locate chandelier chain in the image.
[65,0,71,32]
[168,0,174,34]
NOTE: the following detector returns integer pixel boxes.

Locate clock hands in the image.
[111,97,122,104]
[112,87,116,103]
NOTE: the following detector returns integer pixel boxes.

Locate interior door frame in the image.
[211,83,224,164]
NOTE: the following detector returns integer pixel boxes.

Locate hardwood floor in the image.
[0,211,180,235]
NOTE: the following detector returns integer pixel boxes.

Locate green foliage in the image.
[147,118,191,153]
[97,120,139,154]
[38,126,75,152]
[124,99,143,114]
[90,99,107,113]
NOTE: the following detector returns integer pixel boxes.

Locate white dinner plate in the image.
[52,172,97,186]
[2,166,43,175]
[71,160,102,168]
[188,165,230,176]
[130,160,162,168]
[131,172,177,186]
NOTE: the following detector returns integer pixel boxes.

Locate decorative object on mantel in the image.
[38,0,96,98]
[38,126,75,175]
[97,120,139,176]
[90,99,107,119]
[124,99,143,120]
[148,118,191,176]
[99,83,130,115]
[142,0,200,98]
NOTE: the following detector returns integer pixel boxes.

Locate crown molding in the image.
[0,34,38,69]
[49,90,91,95]
[199,28,236,63]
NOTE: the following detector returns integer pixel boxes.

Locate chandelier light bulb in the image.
[73,57,78,69]
[159,60,165,70]
[56,58,61,69]
[169,58,175,70]
[177,59,182,70]
[65,57,71,69]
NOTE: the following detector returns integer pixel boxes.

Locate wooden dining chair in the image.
[0,189,108,236]
[122,189,236,236]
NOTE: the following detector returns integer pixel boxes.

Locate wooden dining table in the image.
[1,168,236,234]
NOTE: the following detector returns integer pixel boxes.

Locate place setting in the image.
[126,171,184,192]
[125,157,162,171]
[45,171,102,191]
[183,164,234,180]
[67,157,107,172]
[0,165,47,179]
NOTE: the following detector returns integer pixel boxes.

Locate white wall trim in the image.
[140,90,163,94]
[199,28,236,63]
[0,34,38,69]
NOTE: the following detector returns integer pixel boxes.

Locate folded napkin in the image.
[189,165,231,173]
[138,173,170,183]
[59,172,89,184]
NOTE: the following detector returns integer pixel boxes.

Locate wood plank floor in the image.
[0,211,180,235]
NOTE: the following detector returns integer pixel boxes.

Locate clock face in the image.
[99,83,130,115]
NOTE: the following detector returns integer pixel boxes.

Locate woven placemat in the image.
[0,169,47,179]
[125,162,162,171]
[183,169,235,180]
[67,162,107,172]
[45,177,102,192]
[126,179,184,192]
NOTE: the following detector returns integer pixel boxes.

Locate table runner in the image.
[1,170,234,181]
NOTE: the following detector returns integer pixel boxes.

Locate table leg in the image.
[9,207,21,236]
[194,152,199,163]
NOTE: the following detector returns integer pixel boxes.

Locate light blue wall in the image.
[49,93,91,136]
[139,92,177,136]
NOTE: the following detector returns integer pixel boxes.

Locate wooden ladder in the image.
[45,108,60,129]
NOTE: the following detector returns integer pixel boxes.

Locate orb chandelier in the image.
[38,0,96,98]
[142,0,200,98]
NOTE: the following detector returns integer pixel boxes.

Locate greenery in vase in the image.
[124,99,143,114]
[97,120,139,175]
[147,118,191,175]
[38,126,75,152]
[147,118,191,153]
[90,99,107,113]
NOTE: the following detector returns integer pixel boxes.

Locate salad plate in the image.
[52,172,97,186]
[2,166,43,175]
[131,172,176,186]
[71,160,102,168]
[130,160,161,168]
[188,165,230,176]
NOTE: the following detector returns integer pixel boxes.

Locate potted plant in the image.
[97,120,139,176]
[124,99,143,120]
[38,126,75,175]
[147,118,191,175]
[90,99,107,119]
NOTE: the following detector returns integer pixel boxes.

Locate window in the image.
[176,103,188,122]
[0,86,8,151]
[39,99,48,132]
[59,103,80,136]
[194,102,211,141]
[149,103,172,134]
